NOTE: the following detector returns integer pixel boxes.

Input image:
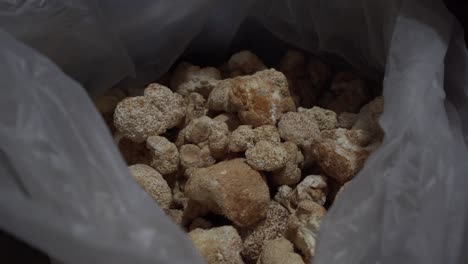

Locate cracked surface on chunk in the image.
[246,141,288,171]
[185,159,270,227]
[189,226,244,264]
[146,136,179,175]
[128,164,172,209]
[312,128,373,183]
[208,69,296,126]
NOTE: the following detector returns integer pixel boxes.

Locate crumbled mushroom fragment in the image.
[128,164,172,210]
[184,92,208,125]
[286,200,327,263]
[185,159,270,227]
[144,83,186,129]
[146,136,179,175]
[253,125,281,143]
[240,202,289,263]
[312,128,373,183]
[298,106,338,131]
[278,111,320,146]
[114,96,165,142]
[257,238,305,264]
[213,113,241,131]
[179,144,216,170]
[170,62,221,97]
[246,141,288,171]
[189,226,244,264]
[208,69,296,127]
[228,125,255,153]
[272,142,303,186]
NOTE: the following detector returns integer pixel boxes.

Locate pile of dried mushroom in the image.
[94,50,384,264]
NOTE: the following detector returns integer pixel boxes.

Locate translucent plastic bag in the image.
[0,30,203,264]
[2,0,468,263]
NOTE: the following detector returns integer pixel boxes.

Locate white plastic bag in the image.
[0,29,203,264]
[2,0,468,263]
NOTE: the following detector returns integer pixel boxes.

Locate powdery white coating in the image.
[184,92,208,125]
[256,238,305,264]
[176,69,221,98]
[170,62,221,97]
[298,106,338,131]
[240,202,289,263]
[179,144,216,170]
[144,83,186,129]
[213,113,241,131]
[327,72,369,114]
[286,200,327,263]
[311,128,373,183]
[185,159,270,227]
[246,141,288,171]
[114,96,165,143]
[128,164,172,210]
[208,69,296,127]
[227,50,267,77]
[338,112,358,129]
[228,125,255,153]
[189,226,244,264]
[253,125,281,143]
[352,96,384,140]
[272,142,304,186]
[278,111,320,146]
[290,175,328,207]
[146,136,179,175]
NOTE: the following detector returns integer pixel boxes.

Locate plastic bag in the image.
[0,0,134,95]
[0,29,203,264]
[2,0,468,263]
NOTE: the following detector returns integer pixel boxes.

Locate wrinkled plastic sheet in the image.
[2,0,468,263]
[0,30,203,264]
